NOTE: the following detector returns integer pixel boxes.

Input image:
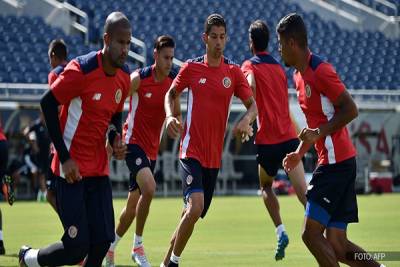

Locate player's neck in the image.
[205,53,221,67]
[295,49,310,74]
[101,50,117,76]
[153,66,167,82]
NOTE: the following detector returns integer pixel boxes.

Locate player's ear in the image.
[153,48,158,60]
[103,32,111,46]
[202,33,207,44]
[288,37,295,48]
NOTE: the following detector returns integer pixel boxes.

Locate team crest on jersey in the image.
[115,89,122,104]
[68,225,78,239]
[222,77,231,88]
[136,158,142,166]
[305,84,312,98]
[186,175,193,185]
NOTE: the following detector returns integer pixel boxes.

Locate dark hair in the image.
[249,20,269,52]
[104,11,131,35]
[276,13,308,49]
[48,39,67,60]
[154,35,175,51]
[204,13,226,34]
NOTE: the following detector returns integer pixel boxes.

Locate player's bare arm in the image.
[128,71,141,96]
[234,96,258,142]
[246,73,257,98]
[299,90,358,144]
[164,85,183,138]
[283,140,313,172]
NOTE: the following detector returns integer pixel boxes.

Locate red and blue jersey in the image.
[173,55,253,168]
[124,65,177,160]
[48,63,67,86]
[50,51,130,177]
[242,52,297,145]
[293,53,356,165]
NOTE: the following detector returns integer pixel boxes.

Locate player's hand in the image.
[166,116,183,139]
[283,152,301,173]
[112,133,127,160]
[233,117,253,143]
[62,159,81,183]
[298,127,320,143]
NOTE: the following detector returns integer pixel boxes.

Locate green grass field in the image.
[1,194,399,267]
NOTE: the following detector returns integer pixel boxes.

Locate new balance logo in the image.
[198,78,206,84]
[92,93,102,101]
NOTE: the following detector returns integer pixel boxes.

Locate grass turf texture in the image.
[1,194,399,266]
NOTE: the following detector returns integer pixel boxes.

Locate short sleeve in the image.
[315,63,346,102]
[241,60,254,78]
[172,62,190,93]
[50,60,85,105]
[233,66,253,101]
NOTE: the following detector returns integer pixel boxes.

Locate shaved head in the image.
[102,11,131,69]
[104,11,131,35]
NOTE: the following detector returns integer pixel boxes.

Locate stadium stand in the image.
[0,0,399,90]
[356,0,399,16]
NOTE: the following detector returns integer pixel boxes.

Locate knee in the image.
[141,181,156,200]
[327,237,347,261]
[302,228,318,247]
[261,183,273,194]
[186,202,203,222]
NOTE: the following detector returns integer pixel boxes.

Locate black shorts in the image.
[180,158,219,218]
[55,175,115,247]
[125,144,156,192]
[0,140,8,179]
[305,157,359,229]
[256,138,300,177]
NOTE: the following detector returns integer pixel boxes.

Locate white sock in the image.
[0,230,3,240]
[24,249,40,267]
[170,252,180,264]
[134,233,143,248]
[109,233,121,252]
[276,224,286,239]
[159,263,166,267]
[380,265,386,267]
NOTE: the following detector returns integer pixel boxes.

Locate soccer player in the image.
[104,35,177,267]
[278,13,384,267]
[160,14,257,267]
[0,117,15,255]
[23,113,51,202]
[48,39,68,85]
[46,39,69,211]
[241,19,307,261]
[19,12,131,267]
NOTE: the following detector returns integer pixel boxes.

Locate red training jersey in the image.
[293,53,356,165]
[48,63,67,86]
[50,51,130,177]
[174,55,253,168]
[124,65,177,160]
[242,52,297,144]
